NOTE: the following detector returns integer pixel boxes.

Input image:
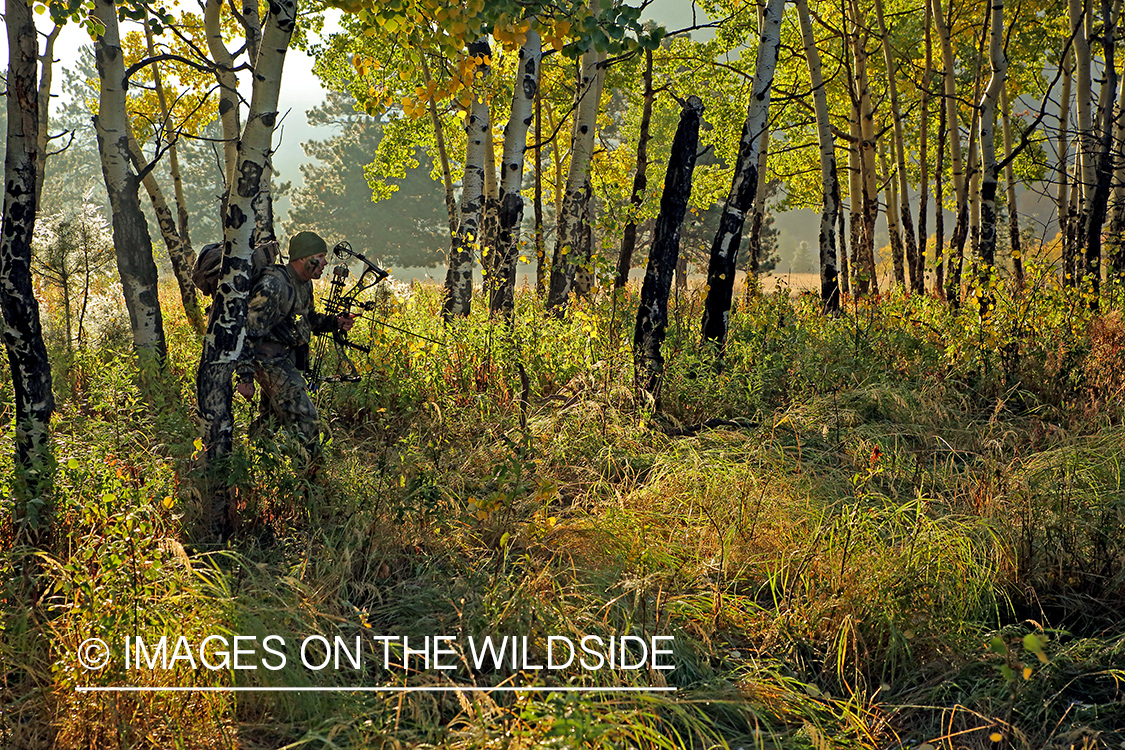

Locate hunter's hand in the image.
[337,313,356,332]
[236,381,255,400]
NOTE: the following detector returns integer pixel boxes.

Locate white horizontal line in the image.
[76,686,677,693]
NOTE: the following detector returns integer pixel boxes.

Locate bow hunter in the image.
[235,231,356,464]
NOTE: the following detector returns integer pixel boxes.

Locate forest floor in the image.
[2,273,1124,749]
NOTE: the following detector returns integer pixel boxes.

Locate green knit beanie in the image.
[289,231,327,262]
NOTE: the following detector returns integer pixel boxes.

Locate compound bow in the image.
[307,241,389,391]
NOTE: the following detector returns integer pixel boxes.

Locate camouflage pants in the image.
[250,356,321,462]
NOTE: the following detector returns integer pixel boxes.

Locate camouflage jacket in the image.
[237,264,337,374]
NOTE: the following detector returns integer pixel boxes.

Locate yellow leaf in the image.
[1022,666,1032,680]
[989,733,1003,743]
[162,496,175,510]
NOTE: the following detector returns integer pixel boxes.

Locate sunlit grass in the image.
[2,279,1124,748]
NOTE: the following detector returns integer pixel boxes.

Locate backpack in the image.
[192,240,279,296]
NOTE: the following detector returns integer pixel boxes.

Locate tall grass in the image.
[2,279,1123,749]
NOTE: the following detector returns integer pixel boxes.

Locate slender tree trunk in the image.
[746,129,771,295]
[935,98,946,296]
[850,0,879,294]
[422,55,458,238]
[848,102,864,295]
[615,48,653,290]
[797,0,839,312]
[635,97,703,397]
[1069,0,1095,288]
[128,128,205,332]
[93,0,167,360]
[34,24,60,208]
[205,0,242,196]
[547,3,606,313]
[839,198,850,296]
[881,140,906,287]
[1057,49,1074,279]
[482,119,499,282]
[2,0,55,505]
[977,0,1006,316]
[534,80,546,296]
[917,0,933,293]
[144,13,194,257]
[1081,0,1117,305]
[492,32,542,318]
[1107,61,1125,281]
[948,15,988,307]
[700,0,785,347]
[1000,84,1024,289]
[875,0,918,292]
[933,0,962,300]
[197,0,295,466]
[443,39,491,320]
[573,176,596,296]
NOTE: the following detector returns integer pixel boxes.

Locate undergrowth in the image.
[2,277,1124,749]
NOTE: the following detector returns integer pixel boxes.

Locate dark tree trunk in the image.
[700,0,784,346]
[2,0,55,512]
[634,97,703,398]
[616,48,654,290]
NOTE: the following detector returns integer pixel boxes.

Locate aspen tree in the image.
[977,0,1006,315]
[874,0,918,291]
[443,39,491,320]
[700,0,786,348]
[547,0,607,312]
[796,0,839,311]
[93,0,167,360]
[492,31,543,318]
[197,0,296,467]
[1,0,55,506]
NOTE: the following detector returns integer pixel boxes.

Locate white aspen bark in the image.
[2,0,54,490]
[93,0,167,359]
[205,0,241,191]
[977,0,1006,313]
[850,0,879,295]
[197,0,295,464]
[881,140,905,287]
[949,24,987,307]
[492,31,542,318]
[1057,49,1073,274]
[128,128,205,332]
[700,0,785,346]
[482,116,499,278]
[1069,0,1095,276]
[796,0,839,312]
[932,0,964,208]
[1081,0,1118,300]
[442,38,491,320]
[33,24,59,207]
[848,103,863,294]
[1000,84,1024,289]
[547,0,607,311]
[918,0,933,293]
[875,0,918,291]
[421,54,458,237]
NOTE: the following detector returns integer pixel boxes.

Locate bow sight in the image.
[307,241,390,390]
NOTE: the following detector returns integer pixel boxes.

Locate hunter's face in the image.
[304,253,328,280]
